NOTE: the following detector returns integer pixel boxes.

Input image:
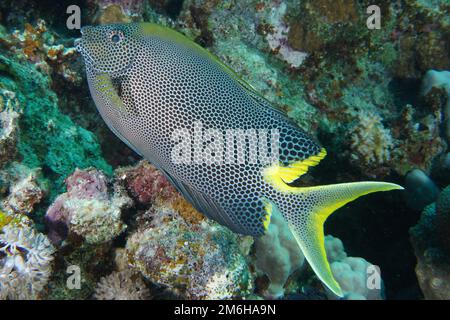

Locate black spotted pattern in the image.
[79,23,322,236]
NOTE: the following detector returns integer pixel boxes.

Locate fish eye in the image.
[109,31,124,44]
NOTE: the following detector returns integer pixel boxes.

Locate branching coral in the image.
[0,219,55,299]
[94,270,150,300]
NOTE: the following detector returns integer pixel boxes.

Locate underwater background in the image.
[0,0,448,300]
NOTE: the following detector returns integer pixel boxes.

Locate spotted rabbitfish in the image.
[76,23,403,297]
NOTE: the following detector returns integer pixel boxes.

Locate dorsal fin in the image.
[263,148,327,190]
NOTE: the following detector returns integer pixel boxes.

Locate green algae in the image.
[0,53,111,200]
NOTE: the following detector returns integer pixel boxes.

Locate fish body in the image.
[76,23,402,297]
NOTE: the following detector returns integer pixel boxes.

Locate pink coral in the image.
[115,160,177,206]
[45,168,131,244]
[65,168,108,200]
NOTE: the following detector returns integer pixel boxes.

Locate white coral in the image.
[349,111,393,166]
[0,222,55,299]
[94,270,150,300]
[253,209,305,298]
[68,198,127,244]
[325,235,384,300]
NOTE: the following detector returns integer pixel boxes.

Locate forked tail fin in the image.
[277,181,403,297]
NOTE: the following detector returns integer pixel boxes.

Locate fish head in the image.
[75,24,139,76]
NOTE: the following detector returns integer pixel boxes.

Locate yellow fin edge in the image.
[263,148,327,192]
[262,199,273,231]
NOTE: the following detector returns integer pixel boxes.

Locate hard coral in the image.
[347,111,393,172]
[0,163,46,215]
[410,186,450,299]
[2,20,80,84]
[125,205,253,299]
[0,89,21,168]
[4,171,45,215]
[265,2,308,68]
[253,209,305,298]
[91,0,145,24]
[45,168,131,244]
[115,160,177,206]
[325,235,384,300]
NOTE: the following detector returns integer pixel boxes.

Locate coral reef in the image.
[124,204,253,299]
[1,20,80,84]
[0,52,112,200]
[94,269,150,300]
[410,185,450,299]
[0,0,446,300]
[45,168,131,244]
[0,89,21,167]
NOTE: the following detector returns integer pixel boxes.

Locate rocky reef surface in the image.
[0,0,449,300]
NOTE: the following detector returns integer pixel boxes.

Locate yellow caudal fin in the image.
[281,181,403,297]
